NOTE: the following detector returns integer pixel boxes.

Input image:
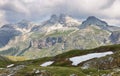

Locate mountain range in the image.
[0,14,120,59]
[0,14,120,75]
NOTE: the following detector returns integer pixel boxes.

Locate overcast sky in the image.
[0,0,120,26]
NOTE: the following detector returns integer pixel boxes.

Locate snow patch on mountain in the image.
[69,51,113,66]
[40,61,54,67]
[7,64,14,68]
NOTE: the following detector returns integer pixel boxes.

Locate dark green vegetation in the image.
[0,55,13,67]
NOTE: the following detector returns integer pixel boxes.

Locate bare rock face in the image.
[80,16,108,29]
[49,14,59,24]
[17,20,33,29]
[31,37,63,49]
[109,31,120,44]
[81,54,120,70]
[59,14,66,25]
[42,14,80,27]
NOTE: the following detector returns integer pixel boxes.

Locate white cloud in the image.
[102,0,120,18]
[103,18,120,26]
[0,0,119,25]
[0,9,8,26]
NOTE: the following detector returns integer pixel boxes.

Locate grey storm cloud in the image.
[0,0,120,25]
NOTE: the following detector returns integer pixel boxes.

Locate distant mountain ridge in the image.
[0,14,120,59]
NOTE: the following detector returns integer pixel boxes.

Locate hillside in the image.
[0,55,12,67]
[1,44,120,75]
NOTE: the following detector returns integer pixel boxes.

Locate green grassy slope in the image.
[0,55,13,67]
[16,66,111,76]
[1,44,120,75]
[17,44,120,67]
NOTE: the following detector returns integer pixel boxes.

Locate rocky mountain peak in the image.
[1,24,15,29]
[17,20,32,29]
[80,16,108,29]
[49,14,58,24]
[59,14,67,25]
[44,14,79,26]
[87,16,98,21]
[49,14,68,24]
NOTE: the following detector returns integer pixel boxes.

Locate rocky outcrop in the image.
[80,16,108,29]
[109,31,120,44]
[31,37,63,49]
[81,52,120,70]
